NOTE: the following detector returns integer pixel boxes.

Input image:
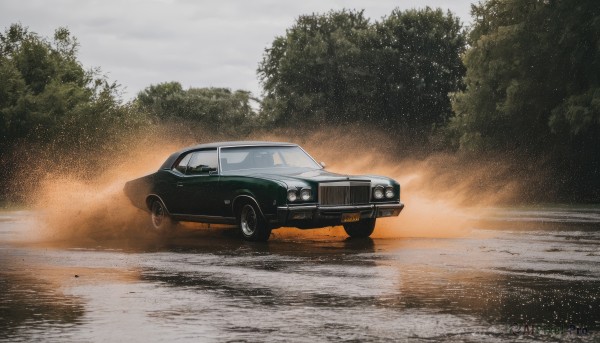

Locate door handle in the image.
[176,182,183,187]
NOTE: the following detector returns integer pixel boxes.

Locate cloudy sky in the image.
[1,0,473,101]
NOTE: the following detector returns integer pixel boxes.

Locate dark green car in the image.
[124,141,404,241]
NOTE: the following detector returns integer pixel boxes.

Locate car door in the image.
[160,152,192,214]
[178,149,220,216]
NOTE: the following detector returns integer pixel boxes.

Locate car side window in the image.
[187,149,218,175]
[173,153,192,174]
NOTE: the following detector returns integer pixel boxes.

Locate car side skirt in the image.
[171,214,237,225]
[150,197,403,229]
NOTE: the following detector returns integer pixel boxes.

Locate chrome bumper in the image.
[275,202,404,227]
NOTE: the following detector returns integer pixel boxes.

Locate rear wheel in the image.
[238,202,271,241]
[150,199,174,233]
[343,218,376,238]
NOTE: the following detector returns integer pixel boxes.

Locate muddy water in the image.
[1,207,599,342]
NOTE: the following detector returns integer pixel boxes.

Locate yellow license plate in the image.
[341,213,361,223]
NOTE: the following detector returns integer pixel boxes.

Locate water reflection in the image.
[0,208,599,341]
[140,237,379,309]
[0,260,85,341]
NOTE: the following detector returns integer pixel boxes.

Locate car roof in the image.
[184,140,296,150]
[159,141,298,170]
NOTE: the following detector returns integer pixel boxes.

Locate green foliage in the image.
[0,23,149,202]
[550,88,600,136]
[0,24,147,154]
[450,0,600,200]
[373,8,466,131]
[258,8,466,136]
[259,10,372,127]
[451,0,600,151]
[136,82,260,135]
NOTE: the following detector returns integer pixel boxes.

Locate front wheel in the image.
[238,202,271,242]
[150,199,175,233]
[343,218,376,238]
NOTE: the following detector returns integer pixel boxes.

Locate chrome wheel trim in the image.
[240,204,257,237]
[151,201,165,229]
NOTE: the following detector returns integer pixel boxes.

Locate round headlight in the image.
[300,188,311,201]
[287,190,297,202]
[373,186,384,199]
[385,187,394,199]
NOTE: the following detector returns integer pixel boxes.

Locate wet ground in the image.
[1,207,599,342]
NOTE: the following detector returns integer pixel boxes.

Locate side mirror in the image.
[320,162,327,169]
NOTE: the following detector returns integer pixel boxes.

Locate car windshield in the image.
[220,146,321,173]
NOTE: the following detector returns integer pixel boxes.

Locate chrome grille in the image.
[318,182,371,205]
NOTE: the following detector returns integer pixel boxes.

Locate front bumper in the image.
[274,202,404,228]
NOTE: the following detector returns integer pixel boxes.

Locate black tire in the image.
[343,218,376,238]
[237,202,271,242]
[150,199,175,234]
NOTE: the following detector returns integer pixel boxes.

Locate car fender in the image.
[231,194,266,220]
[145,194,172,215]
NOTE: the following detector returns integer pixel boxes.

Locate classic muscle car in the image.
[124,141,404,241]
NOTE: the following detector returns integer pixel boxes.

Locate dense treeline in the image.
[450,0,600,200]
[0,24,147,200]
[0,24,256,202]
[1,0,599,203]
[0,24,143,155]
[136,82,261,136]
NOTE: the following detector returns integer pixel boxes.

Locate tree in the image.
[449,0,600,200]
[0,24,146,151]
[0,24,147,202]
[258,8,466,136]
[258,10,372,127]
[372,8,466,133]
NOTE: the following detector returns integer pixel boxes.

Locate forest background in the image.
[1,0,598,204]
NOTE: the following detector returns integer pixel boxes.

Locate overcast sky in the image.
[1,0,473,101]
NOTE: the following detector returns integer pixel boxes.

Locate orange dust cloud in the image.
[19,124,521,244]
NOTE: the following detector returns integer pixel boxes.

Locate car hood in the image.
[246,169,392,188]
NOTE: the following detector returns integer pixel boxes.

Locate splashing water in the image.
[18,125,521,244]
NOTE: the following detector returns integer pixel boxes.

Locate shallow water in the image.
[0,207,599,342]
